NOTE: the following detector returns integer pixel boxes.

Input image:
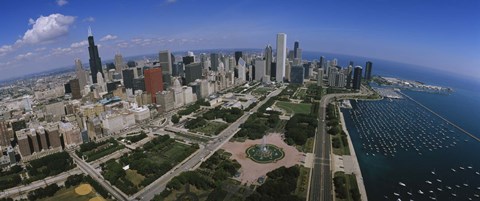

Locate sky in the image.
[0,0,479,81]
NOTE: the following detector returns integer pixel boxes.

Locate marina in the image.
[342,90,480,201]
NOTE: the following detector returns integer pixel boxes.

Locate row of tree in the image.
[156,152,241,200]
[27,151,75,182]
[125,132,148,143]
[246,166,304,201]
[284,114,318,145]
[236,112,280,140]
[27,184,60,201]
[202,107,244,123]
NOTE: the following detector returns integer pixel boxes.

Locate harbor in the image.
[341,90,480,201]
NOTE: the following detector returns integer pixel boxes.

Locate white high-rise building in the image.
[254,58,266,81]
[114,53,125,73]
[237,58,246,82]
[75,59,88,88]
[276,33,287,82]
[96,72,106,93]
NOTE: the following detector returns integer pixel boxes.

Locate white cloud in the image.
[116,42,130,48]
[0,45,13,56]
[70,40,88,48]
[16,14,76,45]
[100,34,118,42]
[56,0,68,6]
[83,17,95,22]
[15,52,34,60]
[28,18,35,25]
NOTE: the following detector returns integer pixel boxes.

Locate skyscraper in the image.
[294,41,299,58]
[183,56,194,65]
[0,120,10,147]
[237,58,246,82]
[75,59,87,88]
[254,58,266,81]
[185,63,202,84]
[159,50,173,74]
[69,79,82,99]
[290,65,304,84]
[276,33,287,82]
[210,53,219,71]
[234,51,243,66]
[122,69,134,90]
[346,65,353,89]
[365,61,373,80]
[87,27,104,83]
[114,53,125,74]
[264,45,272,76]
[133,77,145,91]
[352,66,363,90]
[144,67,164,103]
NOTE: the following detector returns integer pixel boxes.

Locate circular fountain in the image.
[246,136,285,164]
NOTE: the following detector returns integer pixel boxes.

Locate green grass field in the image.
[191,121,228,135]
[276,101,312,115]
[252,87,272,96]
[125,169,145,187]
[332,135,351,156]
[40,184,103,201]
[294,166,310,198]
[304,137,314,153]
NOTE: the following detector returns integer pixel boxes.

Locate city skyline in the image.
[0,0,479,81]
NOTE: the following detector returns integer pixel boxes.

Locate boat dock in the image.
[399,91,480,142]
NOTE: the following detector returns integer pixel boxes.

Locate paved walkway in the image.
[336,104,368,201]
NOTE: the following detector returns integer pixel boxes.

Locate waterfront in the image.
[342,93,480,200]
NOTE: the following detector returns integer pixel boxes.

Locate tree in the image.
[171,115,180,124]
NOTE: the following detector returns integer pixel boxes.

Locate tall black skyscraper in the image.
[352,66,363,90]
[365,61,373,80]
[210,53,219,71]
[234,51,243,65]
[264,45,272,76]
[294,41,299,58]
[182,56,194,65]
[122,69,134,89]
[88,27,104,83]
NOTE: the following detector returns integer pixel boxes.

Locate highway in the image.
[69,151,129,201]
[0,168,82,199]
[134,87,284,201]
[308,87,370,201]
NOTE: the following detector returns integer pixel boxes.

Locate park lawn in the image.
[294,166,310,198]
[332,135,351,156]
[304,137,314,153]
[125,169,145,187]
[276,101,312,115]
[161,184,212,201]
[333,172,360,201]
[163,143,192,160]
[40,185,101,201]
[252,87,271,96]
[191,121,228,136]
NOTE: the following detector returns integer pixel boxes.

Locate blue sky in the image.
[0,0,479,81]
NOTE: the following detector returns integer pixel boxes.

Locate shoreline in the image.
[336,103,368,201]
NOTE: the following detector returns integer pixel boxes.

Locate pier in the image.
[399,91,480,142]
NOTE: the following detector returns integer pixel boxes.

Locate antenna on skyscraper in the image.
[88,26,93,37]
